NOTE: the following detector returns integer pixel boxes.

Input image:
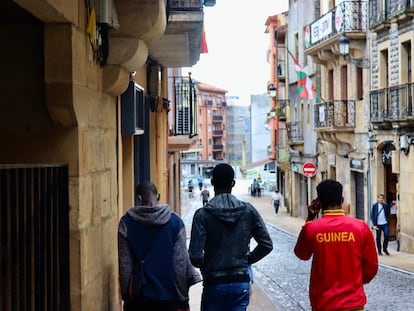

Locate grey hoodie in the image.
[189,193,273,286]
[118,203,201,302]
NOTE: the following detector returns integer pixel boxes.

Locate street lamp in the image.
[338,33,370,68]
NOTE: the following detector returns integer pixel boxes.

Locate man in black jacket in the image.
[189,163,273,311]
[371,193,391,255]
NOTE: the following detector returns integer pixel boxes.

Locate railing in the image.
[212,130,223,136]
[0,165,70,311]
[370,0,414,27]
[314,100,356,129]
[213,144,223,151]
[287,121,304,142]
[370,83,414,122]
[212,115,223,122]
[305,1,367,50]
[170,0,203,10]
[171,76,198,137]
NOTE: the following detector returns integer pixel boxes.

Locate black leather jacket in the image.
[189,193,273,286]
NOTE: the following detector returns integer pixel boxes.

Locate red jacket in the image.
[294,209,378,311]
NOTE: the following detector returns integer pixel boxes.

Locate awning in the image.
[240,158,275,172]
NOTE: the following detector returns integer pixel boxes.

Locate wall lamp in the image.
[399,135,414,155]
[267,84,277,98]
[338,34,370,68]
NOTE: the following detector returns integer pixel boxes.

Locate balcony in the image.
[212,130,223,136]
[314,100,355,131]
[168,76,198,151]
[304,1,367,64]
[213,144,223,151]
[149,0,211,67]
[212,115,223,123]
[287,121,304,143]
[370,0,414,30]
[370,83,414,127]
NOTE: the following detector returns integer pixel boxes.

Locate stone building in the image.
[0,0,215,309]
[369,1,414,253]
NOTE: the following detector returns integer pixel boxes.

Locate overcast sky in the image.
[183,0,288,105]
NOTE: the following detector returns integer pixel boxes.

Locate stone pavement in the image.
[183,178,414,311]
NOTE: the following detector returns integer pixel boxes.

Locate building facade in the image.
[369,1,414,253]
[0,0,214,309]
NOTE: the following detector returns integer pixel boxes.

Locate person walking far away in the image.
[189,163,273,311]
[271,188,282,215]
[200,185,210,206]
[197,175,204,191]
[294,179,378,311]
[118,181,201,311]
[371,193,390,256]
[187,179,194,198]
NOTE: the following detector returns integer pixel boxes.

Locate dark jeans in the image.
[201,282,250,311]
[273,201,280,214]
[375,223,389,253]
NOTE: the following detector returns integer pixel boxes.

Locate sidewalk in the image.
[184,179,414,311]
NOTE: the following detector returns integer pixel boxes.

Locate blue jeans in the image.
[376,223,389,253]
[201,282,250,311]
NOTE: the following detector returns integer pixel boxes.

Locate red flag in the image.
[200,25,208,53]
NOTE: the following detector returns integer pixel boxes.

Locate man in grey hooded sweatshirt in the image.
[189,163,273,311]
[118,181,201,311]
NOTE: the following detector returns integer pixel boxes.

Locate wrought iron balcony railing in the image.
[212,130,223,136]
[370,83,414,122]
[170,76,198,137]
[304,1,367,50]
[369,0,414,27]
[287,121,304,143]
[314,100,356,129]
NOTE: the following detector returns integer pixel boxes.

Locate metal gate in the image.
[0,165,70,311]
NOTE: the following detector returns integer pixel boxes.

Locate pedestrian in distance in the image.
[187,179,194,198]
[294,179,378,311]
[189,163,273,311]
[118,181,201,311]
[371,193,391,256]
[271,188,282,215]
[200,185,210,206]
[197,175,204,191]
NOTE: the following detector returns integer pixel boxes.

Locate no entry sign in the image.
[302,162,317,177]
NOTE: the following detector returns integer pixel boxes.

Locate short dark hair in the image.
[212,163,234,189]
[136,181,157,201]
[316,179,342,208]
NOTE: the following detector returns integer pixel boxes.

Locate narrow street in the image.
[182,178,414,311]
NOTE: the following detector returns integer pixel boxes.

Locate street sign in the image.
[302,162,317,177]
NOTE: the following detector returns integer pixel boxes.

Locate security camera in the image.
[400,135,409,155]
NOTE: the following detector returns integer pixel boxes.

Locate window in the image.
[341,65,348,100]
[328,69,333,100]
[208,109,211,117]
[208,124,211,132]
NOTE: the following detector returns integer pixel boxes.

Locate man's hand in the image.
[307,198,320,221]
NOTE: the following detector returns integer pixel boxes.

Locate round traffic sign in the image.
[302,162,317,177]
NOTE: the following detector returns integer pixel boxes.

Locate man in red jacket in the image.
[294,179,378,311]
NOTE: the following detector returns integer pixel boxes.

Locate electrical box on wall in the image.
[120,82,145,135]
